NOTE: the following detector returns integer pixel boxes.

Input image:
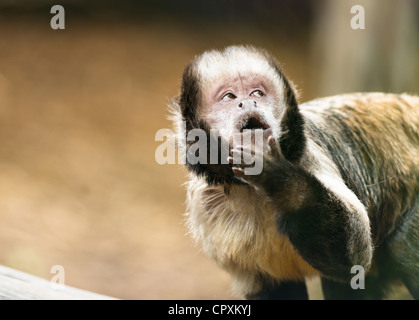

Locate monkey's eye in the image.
[251,90,264,98]
[221,93,236,101]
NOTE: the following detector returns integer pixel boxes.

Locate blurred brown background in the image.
[0,0,418,299]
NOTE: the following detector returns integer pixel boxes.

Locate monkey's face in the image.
[175,46,301,184]
[199,72,283,152]
[192,47,288,148]
[199,73,283,147]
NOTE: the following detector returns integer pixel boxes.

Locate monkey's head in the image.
[171,46,305,185]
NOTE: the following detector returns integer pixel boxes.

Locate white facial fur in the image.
[195,46,287,141]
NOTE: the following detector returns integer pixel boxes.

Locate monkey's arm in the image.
[230,138,373,281]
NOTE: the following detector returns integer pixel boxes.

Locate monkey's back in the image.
[301,93,419,244]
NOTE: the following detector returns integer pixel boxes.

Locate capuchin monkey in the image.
[169,45,419,299]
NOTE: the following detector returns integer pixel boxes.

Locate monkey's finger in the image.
[231,148,242,152]
[227,156,244,164]
[229,155,255,169]
[232,167,245,176]
[233,145,245,152]
[230,149,243,159]
[236,146,257,157]
[232,148,257,159]
[267,136,280,157]
[229,150,248,166]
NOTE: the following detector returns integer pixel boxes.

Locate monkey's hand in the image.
[228,133,287,189]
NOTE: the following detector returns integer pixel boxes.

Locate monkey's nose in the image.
[238,100,257,109]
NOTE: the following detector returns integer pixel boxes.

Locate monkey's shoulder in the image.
[300,92,419,121]
[300,92,419,156]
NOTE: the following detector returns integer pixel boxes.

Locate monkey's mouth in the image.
[240,115,270,132]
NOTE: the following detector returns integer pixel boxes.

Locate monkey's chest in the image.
[260,233,319,281]
[196,186,318,281]
[226,219,318,281]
